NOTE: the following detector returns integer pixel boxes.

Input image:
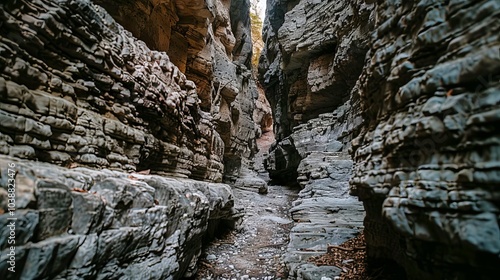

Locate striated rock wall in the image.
[0,0,262,184]
[285,150,365,278]
[260,0,373,183]
[259,1,371,277]
[0,155,238,279]
[350,0,500,278]
[0,0,260,278]
[262,0,500,278]
[0,0,226,182]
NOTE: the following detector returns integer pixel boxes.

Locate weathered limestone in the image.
[262,0,500,278]
[0,0,263,188]
[286,152,364,279]
[260,0,373,182]
[0,0,262,278]
[260,1,371,278]
[0,0,225,182]
[259,0,373,141]
[0,155,239,279]
[351,0,500,278]
[253,85,273,138]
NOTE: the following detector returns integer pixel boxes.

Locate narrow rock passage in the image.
[194,132,300,279]
[195,185,298,279]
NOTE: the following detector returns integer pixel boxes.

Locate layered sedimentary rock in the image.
[350,1,500,278]
[253,86,273,138]
[0,0,225,182]
[0,156,239,279]
[273,108,365,278]
[99,0,263,184]
[260,0,373,183]
[0,0,262,184]
[286,152,365,278]
[0,0,260,278]
[262,0,500,278]
[260,1,371,277]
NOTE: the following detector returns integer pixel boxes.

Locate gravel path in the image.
[195,185,298,280]
[194,132,301,280]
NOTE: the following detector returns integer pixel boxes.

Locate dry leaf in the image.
[136,169,150,175]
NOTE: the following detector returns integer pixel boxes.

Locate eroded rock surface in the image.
[0,0,225,182]
[261,0,500,279]
[0,155,239,279]
[351,0,500,278]
[259,2,371,277]
[0,0,264,188]
[260,0,373,183]
[259,0,373,142]
[286,152,364,279]
[0,0,264,278]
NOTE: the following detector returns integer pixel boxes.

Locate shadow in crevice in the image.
[367,258,408,280]
[203,218,238,247]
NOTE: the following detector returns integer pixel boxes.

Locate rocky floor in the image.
[194,132,300,279]
[194,185,299,280]
[193,131,365,280]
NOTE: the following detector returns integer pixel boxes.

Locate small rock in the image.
[206,254,217,261]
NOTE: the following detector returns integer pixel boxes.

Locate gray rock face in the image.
[350,0,500,278]
[259,0,373,142]
[260,1,370,277]
[287,153,364,279]
[260,0,373,182]
[0,0,261,185]
[0,0,227,182]
[0,155,239,279]
[0,0,260,278]
[262,0,500,278]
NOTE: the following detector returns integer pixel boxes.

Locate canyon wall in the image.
[0,156,238,279]
[259,0,372,277]
[351,0,500,278]
[0,0,262,183]
[259,0,373,183]
[261,0,500,279]
[0,0,260,278]
[96,0,261,171]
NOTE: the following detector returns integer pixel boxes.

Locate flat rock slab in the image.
[284,153,365,279]
[0,155,239,279]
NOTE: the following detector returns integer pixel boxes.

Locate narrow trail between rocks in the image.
[194,132,299,280]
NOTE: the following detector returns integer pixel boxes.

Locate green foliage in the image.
[250,0,264,69]
[249,4,263,68]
